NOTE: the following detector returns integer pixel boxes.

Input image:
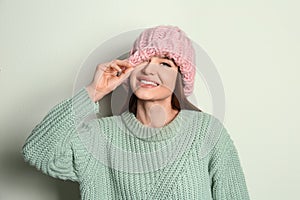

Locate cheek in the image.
[129,73,135,89]
[129,69,139,89]
[160,70,178,90]
[129,64,146,83]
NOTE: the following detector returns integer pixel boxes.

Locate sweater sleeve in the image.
[209,126,250,200]
[21,87,99,182]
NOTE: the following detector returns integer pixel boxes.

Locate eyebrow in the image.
[160,56,176,66]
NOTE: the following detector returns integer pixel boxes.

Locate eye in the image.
[160,62,172,67]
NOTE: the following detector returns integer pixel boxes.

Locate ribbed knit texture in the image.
[22,87,250,200]
[127,25,196,97]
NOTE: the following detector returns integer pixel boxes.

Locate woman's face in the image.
[129,56,178,101]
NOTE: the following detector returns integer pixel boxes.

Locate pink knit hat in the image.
[128,25,196,96]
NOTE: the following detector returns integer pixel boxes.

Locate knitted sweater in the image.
[22,87,250,200]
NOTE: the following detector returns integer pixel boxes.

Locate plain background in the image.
[1,0,299,199]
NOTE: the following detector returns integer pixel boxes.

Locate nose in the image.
[141,59,158,75]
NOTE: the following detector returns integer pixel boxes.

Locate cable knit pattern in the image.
[22,87,250,200]
[127,25,196,97]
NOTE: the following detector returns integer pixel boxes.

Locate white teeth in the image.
[140,79,158,86]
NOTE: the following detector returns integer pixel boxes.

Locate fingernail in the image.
[116,71,122,76]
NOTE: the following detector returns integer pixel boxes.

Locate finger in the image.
[110,62,122,73]
[110,67,134,89]
[123,65,134,73]
[102,63,119,75]
[115,65,134,77]
[117,66,134,78]
[116,71,122,77]
[103,59,132,76]
[113,59,134,76]
[115,59,133,69]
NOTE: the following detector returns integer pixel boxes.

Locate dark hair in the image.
[120,68,202,116]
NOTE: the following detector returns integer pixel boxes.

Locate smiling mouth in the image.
[138,79,159,87]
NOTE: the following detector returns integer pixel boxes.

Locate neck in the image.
[135,97,179,128]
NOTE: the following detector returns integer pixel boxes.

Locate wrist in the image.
[85,85,105,102]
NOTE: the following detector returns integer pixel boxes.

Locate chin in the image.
[134,90,156,100]
[134,88,173,101]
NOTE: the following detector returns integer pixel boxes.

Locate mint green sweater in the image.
[22,87,250,200]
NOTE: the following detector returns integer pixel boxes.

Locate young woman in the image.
[22,25,250,199]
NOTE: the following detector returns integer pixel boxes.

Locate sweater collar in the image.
[120,109,192,142]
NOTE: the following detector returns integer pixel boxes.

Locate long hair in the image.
[121,68,202,116]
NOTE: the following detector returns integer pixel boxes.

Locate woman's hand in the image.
[86,59,134,102]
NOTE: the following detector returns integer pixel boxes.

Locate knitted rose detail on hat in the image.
[128,25,196,97]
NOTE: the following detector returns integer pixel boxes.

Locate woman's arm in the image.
[21,87,99,181]
[22,59,132,181]
[209,125,250,200]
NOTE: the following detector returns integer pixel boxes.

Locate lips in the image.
[140,79,158,86]
[138,77,159,87]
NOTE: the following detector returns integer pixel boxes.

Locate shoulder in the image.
[73,114,123,153]
[181,110,228,142]
[183,110,226,133]
[74,114,122,137]
[184,110,231,159]
[183,109,220,120]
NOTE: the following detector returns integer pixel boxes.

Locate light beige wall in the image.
[1,0,299,199]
